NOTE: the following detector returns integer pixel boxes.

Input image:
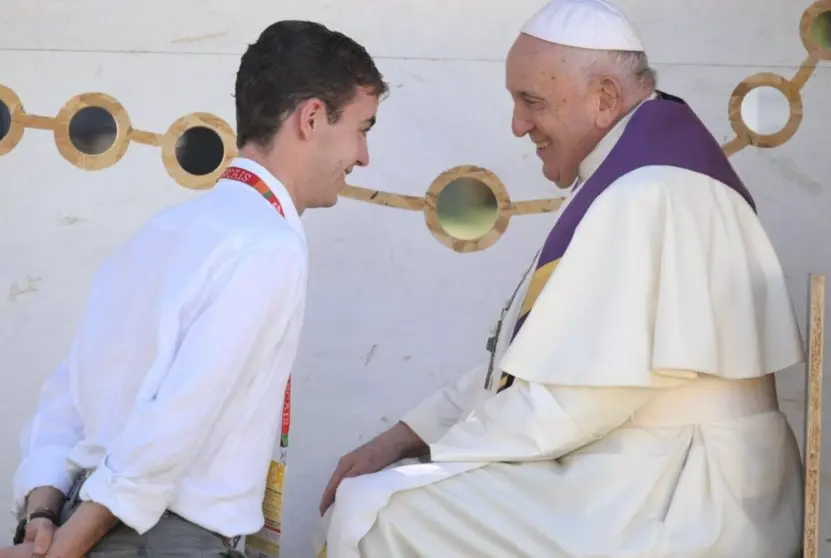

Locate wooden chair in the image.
[803,273,825,558]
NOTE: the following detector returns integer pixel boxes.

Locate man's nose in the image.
[356,144,370,167]
[511,110,532,138]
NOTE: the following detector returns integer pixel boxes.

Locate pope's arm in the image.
[399,364,485,444]
[428,379,677,462]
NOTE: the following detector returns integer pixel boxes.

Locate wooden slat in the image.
[803,272,825,558]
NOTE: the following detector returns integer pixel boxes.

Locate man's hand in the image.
[44,501,118,558]
[20,486,65,555]
[0,542,36,558]
[24,517,56,555]
[319,421,427,516]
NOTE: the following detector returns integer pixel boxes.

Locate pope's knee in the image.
[312,507,333,556]
[333,476,362,512]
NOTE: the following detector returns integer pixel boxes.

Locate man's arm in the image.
[23,487,66,517]
[399,363,485,446]
[13,358,85,516]
[74,245,304,539]
[428,376,686,463]
[45,502,118,558]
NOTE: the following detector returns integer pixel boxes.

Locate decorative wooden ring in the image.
[801,0,831,61]
[424,165,511,253]
[161,112,237,189]
[54,92,131,170]
[727,73,803,148]
[0,85,26,156]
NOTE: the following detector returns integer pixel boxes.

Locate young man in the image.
[2,20,387,558]
[317,1,805,557]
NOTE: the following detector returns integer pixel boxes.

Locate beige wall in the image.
[1,0,829,554]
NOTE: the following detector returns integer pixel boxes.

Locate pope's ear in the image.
[594,76,625,128]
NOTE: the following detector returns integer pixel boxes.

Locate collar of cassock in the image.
[573,91,658,193]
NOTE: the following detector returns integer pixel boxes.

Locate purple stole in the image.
[497,92,756,392]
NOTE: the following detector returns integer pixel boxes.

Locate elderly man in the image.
[315,1,806,557]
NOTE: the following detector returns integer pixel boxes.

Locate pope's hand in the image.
[319,421,427,515]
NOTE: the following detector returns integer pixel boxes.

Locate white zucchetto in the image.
[520,0,645,52]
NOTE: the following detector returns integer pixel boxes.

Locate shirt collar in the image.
[220,156,306,242]
[577,92,658,183]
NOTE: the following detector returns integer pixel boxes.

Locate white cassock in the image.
[315,87,806,557]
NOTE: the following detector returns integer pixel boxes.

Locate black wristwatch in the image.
[13,509,59,545]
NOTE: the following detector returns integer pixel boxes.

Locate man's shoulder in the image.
[147,186,305,254]
[215,228,308,277]
[591,164,750,217]
[107,193,306,298]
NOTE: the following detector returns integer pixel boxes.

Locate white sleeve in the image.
[12,358,85,512]
[429,377,684,462]
[79,245,305,534]
[400,364,485,444]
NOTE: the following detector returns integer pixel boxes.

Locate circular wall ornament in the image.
[54,92,131,170]
[161,113,236,190]
[425,165,511,253]
[728,73,802,148]
[0,84,25,156]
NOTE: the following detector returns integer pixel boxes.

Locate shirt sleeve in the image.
[400,364,485,444]
[12,358,85,513]
[428,377,684,463]
[79,244,305,534]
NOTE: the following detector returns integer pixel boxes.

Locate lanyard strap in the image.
[221,166,286,217]
[219,165,291,453]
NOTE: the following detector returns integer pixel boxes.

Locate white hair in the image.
[567,48,657,93]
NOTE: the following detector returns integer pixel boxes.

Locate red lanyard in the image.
[221,166,286,217]
[220,165,291,451]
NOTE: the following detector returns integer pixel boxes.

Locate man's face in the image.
[307,87,379,208]
[506,35,600,188]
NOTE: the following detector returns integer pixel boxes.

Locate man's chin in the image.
[542,164,574,190]
[323,194,339,208]
[306,196,338,210]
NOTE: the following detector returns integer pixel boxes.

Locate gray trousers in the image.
[62,474,245,558]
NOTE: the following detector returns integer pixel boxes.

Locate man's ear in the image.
[594,76,625,129]
[297,98,326,140]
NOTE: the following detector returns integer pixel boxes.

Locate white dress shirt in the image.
[12,157,308,538]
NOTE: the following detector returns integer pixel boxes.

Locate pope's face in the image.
[506,35,602,188]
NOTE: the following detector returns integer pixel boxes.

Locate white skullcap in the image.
[520,0,644,52]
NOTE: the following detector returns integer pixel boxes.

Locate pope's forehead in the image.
[506,36,567,82]
[510,34,550,59]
